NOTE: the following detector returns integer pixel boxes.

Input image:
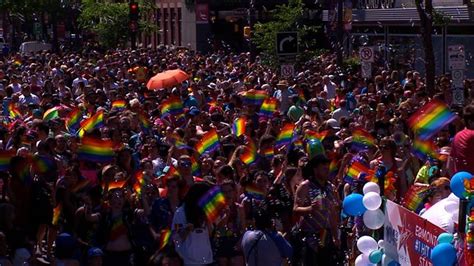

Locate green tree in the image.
[78,0,158,48]
[253,0,320,66]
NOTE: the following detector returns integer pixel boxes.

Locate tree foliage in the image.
[253,0,320,65]
[415,0,435,93]
[78,0,158,48]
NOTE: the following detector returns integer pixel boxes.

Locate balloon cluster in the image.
[343,182,387,265]
[343,182,384,230]
[430,233,457,266]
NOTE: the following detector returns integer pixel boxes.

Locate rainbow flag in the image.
[412,139,439,161]
[78,137,115,163]
[0,150,14,171]
[78,111,104,137]
[106,180,126,191]
[240,139,257,165]
[259,97,277,117]
[243,90,268,105]
[8,103,22,120]
[408,100,456,140]
[112,100,127,110]
[159,229,172,250]
[190,156,201,177]
[66,108,82,131]
[352,128,376,150]
[276,123,295,147]
[195,129,220,155]
[293,138,304,150]
[32,155,55,174]
[52,204,62,226]
[232,117,246,137]
[305,130,328,142]
[345,161,371,182]
[160,97,184,117]
[329,99,336,112]
[18,165,31,184]
[402,185,430,211]
[138,112,151,133]
[133,171,146,196]
[198,186,227,223]
[43,106,60,121]
[263,147,274,158]
[244,184,265,200]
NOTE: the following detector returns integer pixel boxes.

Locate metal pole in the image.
[337,0,344,66]
[248,0,256,62]
[131,31,137,50]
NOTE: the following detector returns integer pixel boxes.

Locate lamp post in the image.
[248,0,256,62]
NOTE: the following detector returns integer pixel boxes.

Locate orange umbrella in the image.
[146,69,189,90]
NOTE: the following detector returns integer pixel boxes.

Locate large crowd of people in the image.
[0,44,471,266]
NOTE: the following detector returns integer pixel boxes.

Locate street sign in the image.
[361,61,372,78]
[276,32,298,56]
[448,45,465,70]
[359,46,374,62]
[281,64,295,78]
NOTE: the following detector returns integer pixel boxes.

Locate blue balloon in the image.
[450,171,473,199]
[369,250,383,264]
[343,193,367,216]
[437,233,454,244]
[430,243,457,266]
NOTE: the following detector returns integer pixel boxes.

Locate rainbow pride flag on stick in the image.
[232,117,247,137]
[408,100,457,140]
[133,171,146,196]
[352,128,376,151]
[160,97,184,117]
[276,123,295,147]
[243,90,268,105]
[345,161,372,184]
[244,184,266,200]
[52,204,62,226]
[112,100,127,110]
[8,103,22,121]
[138,112,151,133]
[402,185,430,211]
[198,186,227,223]
[78,111,104,137]
[195,129,220,155]
[305,130,328,142]
[158,229,172,250]
[43,106,60,121]
[32,155,55,174]
[65,108,82,132]
[106,180,126,191]
[240,139,257,165]
[412,139,439,161]
[259,97,278,117]
[78,137,115,163]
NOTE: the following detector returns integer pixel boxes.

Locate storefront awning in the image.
[322,6,471,23]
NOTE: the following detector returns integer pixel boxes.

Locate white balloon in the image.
[363,192,382,211]
[378,239,385,249]
[363,209,385,230]
[363,182,380,195]
[357,236,378,254]
[355,254,369,266]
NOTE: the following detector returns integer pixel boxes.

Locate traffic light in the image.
[243,26,251,39]
[129,2,139,21]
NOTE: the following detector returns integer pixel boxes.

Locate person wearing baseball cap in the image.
[88,247,104,266]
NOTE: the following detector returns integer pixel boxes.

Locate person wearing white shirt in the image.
[332,100,350,122]
[172,183,214,266]
[273,80,291,114]
[18,85,40,106]
[72,75,88,90]
[7,76,21,94]
[323,75,337,100]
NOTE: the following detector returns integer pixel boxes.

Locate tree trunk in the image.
[415,0,435,94]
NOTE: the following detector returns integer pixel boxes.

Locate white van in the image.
[19,41,52,54]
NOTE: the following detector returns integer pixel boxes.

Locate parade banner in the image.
[384,200,446,266]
